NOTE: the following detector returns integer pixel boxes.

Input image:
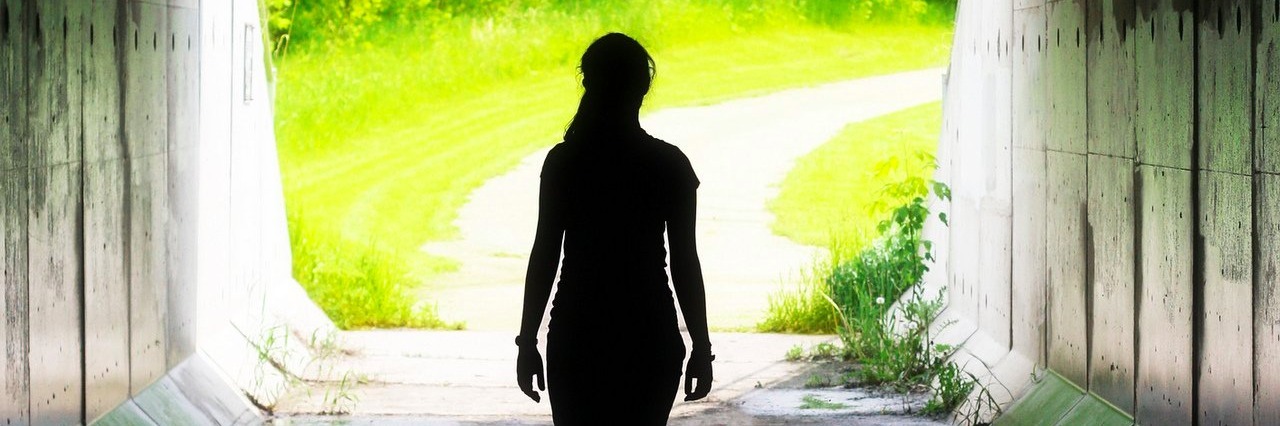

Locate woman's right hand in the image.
[683,350,714,401]
[517,345,546,403]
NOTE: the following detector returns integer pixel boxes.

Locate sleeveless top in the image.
[540,130,699,332]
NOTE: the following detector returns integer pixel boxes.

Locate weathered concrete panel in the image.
[1256,173,1280,425]
[125,1,169,395]
[1086,154,1135,414]
[1258,2,1280,174]
[977,0,1014,352]
[195,0,234,347]
[129,153,169,394]
[1197,0,1252,175]
[0,0,26,172]
[1046,150,1088,386]
[28,0,74,168]
[65,0,85,169]
[26,2,83,422]
[27,163,82,425]
[1135,165,1193,425]
[979,205,1014,352]
[1135,0,1193,169]
[1012,144,1046,364]
[949,197,980,324]
[125,2,167,159]
[84,0,124,164]
[1011,5,1047,365]
[1014,6,1047,151]
[1197,170,1253,425]
[1086,0,1137,158]
[0,0,31,423]
[82,1,130,421]
[1,170,30,425]
[1046,0,1087,154]
[945,0,981,326]
[84,160,131,422]
[164,4,198,370]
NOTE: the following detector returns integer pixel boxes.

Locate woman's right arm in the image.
[669,161,713,401]
[516,151,566,403]
[519,175,564,339]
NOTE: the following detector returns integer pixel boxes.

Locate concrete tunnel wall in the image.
[1,0,331,424]
[932,0,1280,423]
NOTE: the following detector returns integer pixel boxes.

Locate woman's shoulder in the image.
[541,142,578,177]
[645,137,690,161]
[644,137,698,186]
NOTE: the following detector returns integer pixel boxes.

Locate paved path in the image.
[418,68,946,331]
[273,331,945,423]
[275,331,837,421]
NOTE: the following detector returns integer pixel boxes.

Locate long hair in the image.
[563,33,656,143]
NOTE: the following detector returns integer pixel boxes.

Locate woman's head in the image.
[564,33,654,142]
[579,33,655,104]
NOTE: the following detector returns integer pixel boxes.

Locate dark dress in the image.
[539,129,699,425]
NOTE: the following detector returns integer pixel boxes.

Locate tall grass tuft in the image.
[757,256,841,334]
[289,212,462,329]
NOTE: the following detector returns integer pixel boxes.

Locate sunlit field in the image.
[271,0,954,328]
[770,101,943,249]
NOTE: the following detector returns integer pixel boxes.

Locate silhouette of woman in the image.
[515,33,714,425]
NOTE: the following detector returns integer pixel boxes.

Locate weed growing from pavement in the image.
[799,394,851,410]
[804,374,835,389]
[785,345,805,362]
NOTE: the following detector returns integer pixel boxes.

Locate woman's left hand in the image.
[517,345,546,402]
[683,351,714,401]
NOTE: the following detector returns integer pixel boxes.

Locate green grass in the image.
[768,101,943,248]
[274,1,954,328]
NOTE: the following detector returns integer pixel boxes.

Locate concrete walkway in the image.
[272,331,945,424]
[418,68,946,331]
[274,331,836,420]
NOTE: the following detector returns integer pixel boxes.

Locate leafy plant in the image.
[785,345,805,361]
[794,157,986,416]
[923,362,974,416]
[827,151,940,361]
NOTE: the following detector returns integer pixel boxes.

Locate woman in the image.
[515,33,714,425]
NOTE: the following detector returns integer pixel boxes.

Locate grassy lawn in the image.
[768,101,943,250]
[274,2,954,328]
